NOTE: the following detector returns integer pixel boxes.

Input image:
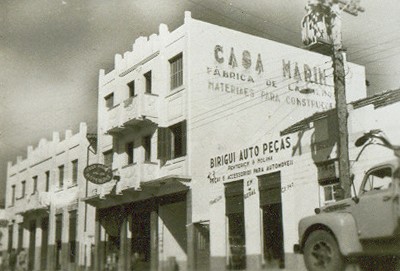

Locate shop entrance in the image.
[258,172,285,269]
[131,211,151,271]
[194,223,210,271]
[225,180,246,270]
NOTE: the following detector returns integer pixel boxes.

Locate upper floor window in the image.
[128,80,135,97]
[126,142,134,165]
[144,71,152,93]
[45,171,50,192]
[21,181,26,198]
[157,121,187,164]
[104,93,114,109]
[32,176,38,194]
[143,135,152,162]
[103,150,113,169]
[72,160,78,185]
[11,185,16,206]
[58,165,65,188]
[170,53,183,90]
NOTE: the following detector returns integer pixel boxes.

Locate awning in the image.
[83,175,191,209]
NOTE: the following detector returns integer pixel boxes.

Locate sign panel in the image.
[83,164,113,184]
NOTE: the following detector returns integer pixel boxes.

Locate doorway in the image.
[131,211,151,271]
[194,223,210,271]
[258,172,285,269]
[28,220,36,271]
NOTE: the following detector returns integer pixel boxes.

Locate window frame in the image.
[144,71,152,94]
[32,176,38,195]
[128,80,136,97]
[126,141,135,165]
[143,135,152,162]
[169,53,183,90]
[21,180,26,198]
[71,159,78,185]
[45,171,50,192]
[58,165,65,188]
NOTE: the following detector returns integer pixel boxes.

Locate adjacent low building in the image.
[85,11,368,271]
[5,123,95,271]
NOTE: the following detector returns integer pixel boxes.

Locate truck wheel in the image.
[304,230,345,271]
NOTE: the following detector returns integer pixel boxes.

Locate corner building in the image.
[88,12,366,271]
[5,123,95,271]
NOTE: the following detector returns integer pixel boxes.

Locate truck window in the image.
[361,166,392,193]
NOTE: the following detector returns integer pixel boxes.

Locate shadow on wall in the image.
[159,200,187,254]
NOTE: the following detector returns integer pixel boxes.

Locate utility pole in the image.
[302,0,364,199]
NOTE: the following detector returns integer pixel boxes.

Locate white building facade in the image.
[88,11,368,271]
[5,123,95,271]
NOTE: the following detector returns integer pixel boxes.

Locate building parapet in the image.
[7,122,88,170]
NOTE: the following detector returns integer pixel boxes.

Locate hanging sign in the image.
[83,164,113,184]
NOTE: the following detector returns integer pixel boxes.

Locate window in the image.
[323,183,342,204]
[171,122,186,158]
[170,53,183,90]
[103,150,113,169]
[126,142,134,165]
[144,71,152,93]
[143,136,152,162]
[11,185,16,206]
[104,93,114,109]
[128,80,135,97]
[58,165,65,188]
[45,171,50,192]
[32,176,38,194]
[157,121,187,164]
[71,160,78,185]
[21,181,26,198]
[361,166,393,194]
[69,211,77,263]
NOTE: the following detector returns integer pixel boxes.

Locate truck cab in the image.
[295,130,400,271]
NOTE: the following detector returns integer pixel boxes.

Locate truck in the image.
[294,130,400,271]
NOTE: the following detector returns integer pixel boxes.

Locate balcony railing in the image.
[15,192,51,215]
[115,162,159,194]
[105,94,158,134]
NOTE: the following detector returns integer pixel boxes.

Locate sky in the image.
[1,0,400,204]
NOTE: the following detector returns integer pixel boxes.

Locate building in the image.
[0,207,7,269]
[281,89,400,206]
[84,11,369,271]
[5,123,95,271]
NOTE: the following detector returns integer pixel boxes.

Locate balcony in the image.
[15,192,51,216]
[115,162,159,194]
[105,94,158,135]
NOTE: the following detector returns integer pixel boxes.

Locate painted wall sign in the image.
[207,44,334,110]
[84,163,113,184]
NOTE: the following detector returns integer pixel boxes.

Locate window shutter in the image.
[181,120,187,156]
[157,128,166,160]
[165,128,172,161]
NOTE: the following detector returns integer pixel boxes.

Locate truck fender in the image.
[299,213,362,256]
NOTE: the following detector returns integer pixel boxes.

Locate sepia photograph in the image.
[1,1,400,270]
